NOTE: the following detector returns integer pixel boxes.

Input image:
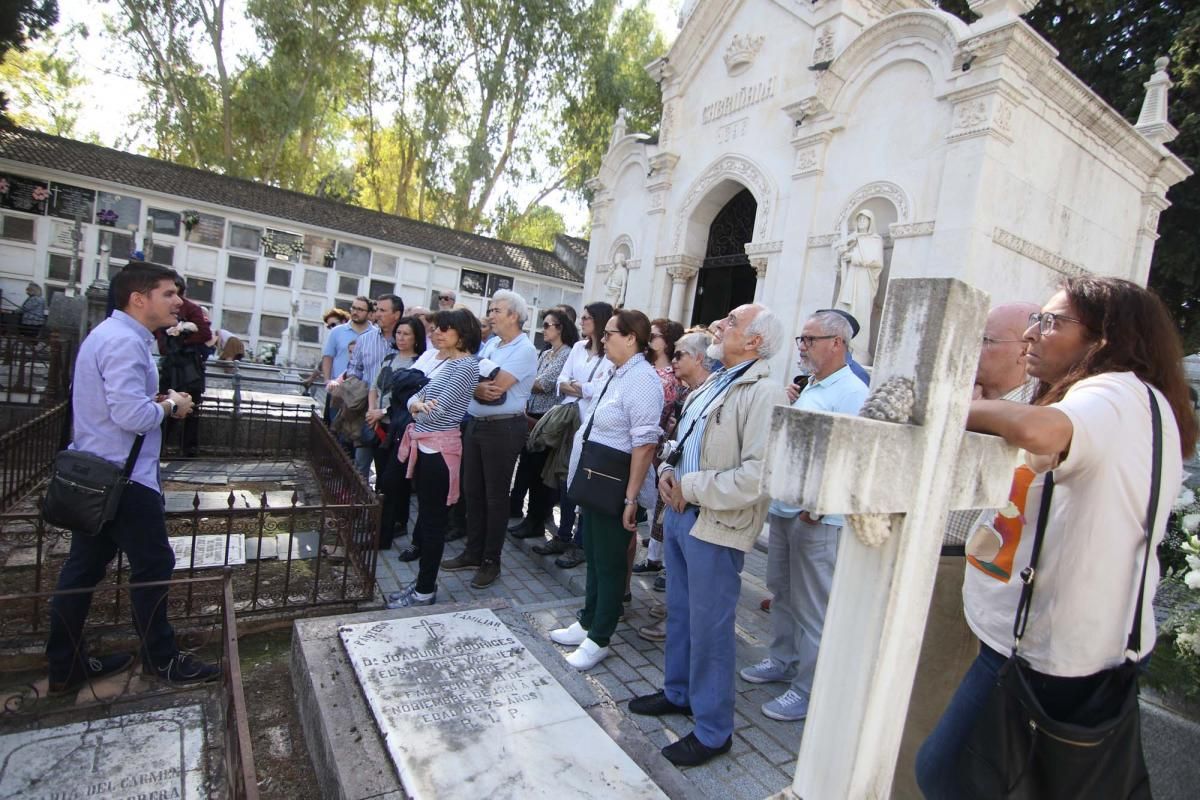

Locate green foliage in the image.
[493,202,566,250]
[939,0,1200,351]
[0,26,86,137]
[0,0,59,119]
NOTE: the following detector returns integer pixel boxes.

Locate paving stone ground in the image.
[374,505,801,800]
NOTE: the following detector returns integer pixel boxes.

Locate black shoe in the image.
[555,545,585,569]
[444,527,466,542]
[632,559,663,574]
[152,651,220,687]
[397,546,421,562]
[662,732,732,767]
[653,574,666,593]
[506,516,527,532]
[509,520,542,539]
[629,691,692,717]
[532,538,570,556]
[48,653,135,696]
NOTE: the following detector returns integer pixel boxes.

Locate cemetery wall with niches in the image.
[0,128,585,368]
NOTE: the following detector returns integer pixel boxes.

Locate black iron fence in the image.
[0,400,67,512]
[0,412,378,640]
[0,332,73,406]
[0,573,259,800]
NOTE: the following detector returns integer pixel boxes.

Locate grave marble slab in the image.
[340,609,666,800]
[169,534,247,569]
[0,704,209,798]
[276,531,319,560]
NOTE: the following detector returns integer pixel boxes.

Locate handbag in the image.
[960,384,1162,799]
[41,435,145,537]
[567,374,631,517]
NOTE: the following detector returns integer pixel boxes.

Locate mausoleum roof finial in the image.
[1136,56,1177,148]
[967,0,1038,30]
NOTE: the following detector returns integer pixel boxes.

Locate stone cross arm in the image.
[763,410,1018,515]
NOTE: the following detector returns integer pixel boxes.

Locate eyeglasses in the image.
[351,306,369,313]
[982,335,1024,346]
[542,321,560,329]
[601,328,621,339]
[1027,312,1084,335]
[670,352,689,362]
[580,315,592,322]
[795,335,836,348]
[651,332,663,339]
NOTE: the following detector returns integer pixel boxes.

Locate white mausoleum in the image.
[584,0,1187,366]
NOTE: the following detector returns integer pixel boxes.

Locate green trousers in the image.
[578,510,632,647]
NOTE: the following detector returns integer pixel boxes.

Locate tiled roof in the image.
[0,126,585,283]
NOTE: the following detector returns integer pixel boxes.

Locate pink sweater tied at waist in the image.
[398,424,463,505]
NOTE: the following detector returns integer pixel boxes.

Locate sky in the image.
[48,0,684,238]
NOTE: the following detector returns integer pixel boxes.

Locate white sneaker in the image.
[565,638,610,671]
[550,620,588,646]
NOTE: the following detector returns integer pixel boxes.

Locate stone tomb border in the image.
[292,600,694,800]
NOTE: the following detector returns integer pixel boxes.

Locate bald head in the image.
[976,302,1040,399]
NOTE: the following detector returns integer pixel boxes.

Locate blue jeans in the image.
[663,506,744,748]
[915,643,1127,799]
[46,482,179,678]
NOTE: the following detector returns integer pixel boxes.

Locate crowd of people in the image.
[41,256,1196,781]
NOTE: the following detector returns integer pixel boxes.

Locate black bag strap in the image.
[123,434,146,477]
[1127,384,1163,656]
[1011,383,1165,659]
[580,372,617,443]
[672,360,756,454]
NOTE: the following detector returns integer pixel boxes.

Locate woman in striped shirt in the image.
[387,309,481,609]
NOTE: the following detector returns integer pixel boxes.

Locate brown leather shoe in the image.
[638,618,666,642]
[441,553,480,572]
[470,560,500,588]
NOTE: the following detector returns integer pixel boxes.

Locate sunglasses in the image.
[438,295,452,301]
[670,351,688,361]
[325,321,338,329]
[435,323,452,332]
[542,321,560,329]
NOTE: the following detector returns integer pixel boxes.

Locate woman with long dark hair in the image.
[541,301,614,566]
[916,276,1197,797]
[549,309,663,670]
[371,316,427,549]
[509,309,579,537]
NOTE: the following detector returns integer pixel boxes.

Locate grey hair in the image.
[810,310,854,352]
[676,331,714,365]
[744,306,786,360]
[491,289,529,325]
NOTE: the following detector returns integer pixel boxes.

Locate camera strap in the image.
[672,359,756,455]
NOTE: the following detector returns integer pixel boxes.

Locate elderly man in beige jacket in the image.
[628,303,787,767]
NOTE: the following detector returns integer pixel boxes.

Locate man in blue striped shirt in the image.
[346,294,404,482]
[46,261,219,693]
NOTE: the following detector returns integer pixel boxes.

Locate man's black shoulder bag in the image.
[41,435,145,537]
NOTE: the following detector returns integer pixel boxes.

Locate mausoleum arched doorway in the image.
[691,188,757,326]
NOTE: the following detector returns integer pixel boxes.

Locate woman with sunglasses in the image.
[508,310,579,537]
[549,309,663,670]
[370,316,427,550]
[386,309,481,608]
[916,277,1197,797]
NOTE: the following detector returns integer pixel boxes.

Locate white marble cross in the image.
[762,278,1018,799]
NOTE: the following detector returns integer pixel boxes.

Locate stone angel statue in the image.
[833,209,884,360]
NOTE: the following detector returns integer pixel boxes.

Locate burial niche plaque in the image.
[340,609,665,799]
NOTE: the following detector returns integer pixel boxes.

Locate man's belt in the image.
[472,412,525,423]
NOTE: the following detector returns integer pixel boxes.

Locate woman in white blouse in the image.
[547,301,614,567]
[549,309,663,671]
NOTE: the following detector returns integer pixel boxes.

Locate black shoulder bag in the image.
[566,373,631,518]
[961,384,1161,799]
[42,434,145,537]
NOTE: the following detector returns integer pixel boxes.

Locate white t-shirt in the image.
[963,372,1182,676]
[556,340,612,420]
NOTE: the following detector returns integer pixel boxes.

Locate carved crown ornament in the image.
[724,34,765,76]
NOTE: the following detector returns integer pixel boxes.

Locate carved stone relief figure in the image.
[834,210,885,359]
[604,251,629,308]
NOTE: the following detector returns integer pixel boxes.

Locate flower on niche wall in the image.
[97,209,119,225]
[31,186,49,202]
[0,178,9,194]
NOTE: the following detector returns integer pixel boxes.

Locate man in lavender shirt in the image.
[45,261,220,694]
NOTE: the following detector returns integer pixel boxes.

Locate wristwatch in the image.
[165,399,178,418]
[623,497,637,506]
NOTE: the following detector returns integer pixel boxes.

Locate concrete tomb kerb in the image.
[763,277,1019,798]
